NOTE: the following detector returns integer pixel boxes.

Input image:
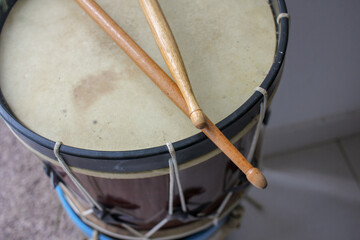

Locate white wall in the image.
[263,0,360,155]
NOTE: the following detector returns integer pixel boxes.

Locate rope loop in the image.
[277,13,290,24]
[247,87,268,161]
[53,141,103,212]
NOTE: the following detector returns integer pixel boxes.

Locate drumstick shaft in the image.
[74,0,267,189]
[139,0,206,129]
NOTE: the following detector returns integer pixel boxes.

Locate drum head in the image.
[0,0,288,172]
[1,0,275,150]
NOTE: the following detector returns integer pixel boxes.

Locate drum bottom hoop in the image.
[58,184,244,240]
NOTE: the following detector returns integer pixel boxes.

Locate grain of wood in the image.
[139,0,206,129]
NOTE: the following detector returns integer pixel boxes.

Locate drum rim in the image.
[0,0,289,161]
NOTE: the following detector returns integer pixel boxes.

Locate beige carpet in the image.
[0,119,80,239]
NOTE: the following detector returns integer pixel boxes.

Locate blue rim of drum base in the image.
[0,0,289,173]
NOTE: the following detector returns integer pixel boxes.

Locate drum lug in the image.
[92,207,138,228]
[42,163,62,188]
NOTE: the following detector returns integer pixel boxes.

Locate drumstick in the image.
[138,0,206,129]
[74,0,267,189]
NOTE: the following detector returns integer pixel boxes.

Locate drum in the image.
[0,0,289,239]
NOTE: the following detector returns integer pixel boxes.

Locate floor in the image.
[0,120,80,240]
[0,119,359,240]
[228,136,360,240]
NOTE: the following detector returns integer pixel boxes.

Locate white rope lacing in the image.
[54,142,103,212]
[56,141,244,239]
[246,87,268,162]
[166,142,187,213]
[143,142,188,239]
[209,87,267,226]
[211,191,234,226]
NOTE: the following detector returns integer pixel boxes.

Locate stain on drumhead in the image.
[73,70,118,110]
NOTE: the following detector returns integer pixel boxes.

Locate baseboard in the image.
[262,109,360,156]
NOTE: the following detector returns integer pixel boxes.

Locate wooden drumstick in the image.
[139,0,206,129]
[74,0,267,189]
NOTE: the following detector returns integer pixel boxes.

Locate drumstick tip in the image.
[190,109,206,129]
[246,168,268,189]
